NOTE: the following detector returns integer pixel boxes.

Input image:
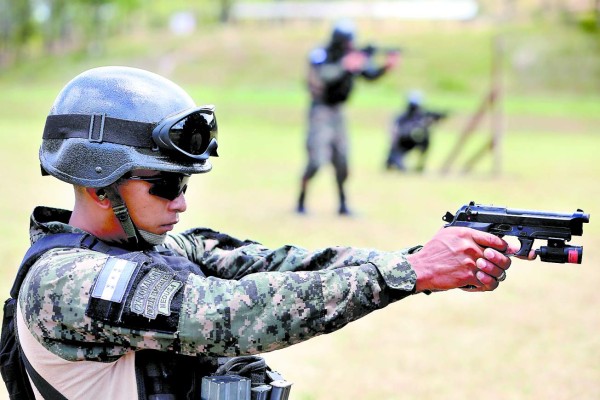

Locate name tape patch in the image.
[130,268,182,319]
[92,257,138,303]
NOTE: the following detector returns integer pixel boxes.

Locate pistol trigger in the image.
[515,237,534,257]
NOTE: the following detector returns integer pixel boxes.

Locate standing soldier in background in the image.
[296,20,399,215]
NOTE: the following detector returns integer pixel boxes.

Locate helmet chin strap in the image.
[101,185,165,248]
[138,229,167,246]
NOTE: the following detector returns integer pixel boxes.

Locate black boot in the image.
[296,190,306,214]
[338,203,351,216]
[338,185,351,216]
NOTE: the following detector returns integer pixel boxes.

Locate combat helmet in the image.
[40,66,219,247]
[41,66,217,187]
[330,19,356,46]
[407,90,424,106]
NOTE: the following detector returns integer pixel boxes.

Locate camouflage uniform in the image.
[18,206,419,398]
[304,102,349,183]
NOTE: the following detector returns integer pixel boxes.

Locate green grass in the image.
[1,19,599,400]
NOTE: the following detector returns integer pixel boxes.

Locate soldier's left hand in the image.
[385,52,400,69]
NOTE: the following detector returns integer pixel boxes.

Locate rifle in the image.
[442,201,590,263]
[360,44,402,57]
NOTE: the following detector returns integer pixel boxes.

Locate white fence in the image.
[232,1,479,21]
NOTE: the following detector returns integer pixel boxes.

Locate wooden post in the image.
[462,35,504,174]
[440,90,494,174]
[490,35,504,176]
[441,34,504,175]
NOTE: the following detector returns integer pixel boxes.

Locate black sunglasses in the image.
[124,172,190,201]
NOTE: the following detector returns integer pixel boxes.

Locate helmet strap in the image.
[102,184,139,246]
[138,229,167,246]
[102,184,167,248]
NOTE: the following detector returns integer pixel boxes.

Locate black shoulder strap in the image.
[11,233,123,298]
[20,350,67,400]
[11,232,123,400]
[12,233,86,298]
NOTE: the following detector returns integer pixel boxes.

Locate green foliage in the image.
[575,10,600,33]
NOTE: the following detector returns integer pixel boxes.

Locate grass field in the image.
[1,19,599,399]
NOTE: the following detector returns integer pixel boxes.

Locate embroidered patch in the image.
[130,268,182,319]
[91,257,138,303]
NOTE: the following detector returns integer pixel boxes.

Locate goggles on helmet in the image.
[124,172,190,201]
[43,106,219,161]
[152,106,218,160]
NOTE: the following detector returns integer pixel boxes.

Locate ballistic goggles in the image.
[123,172,190,201]
[43,106,219,161]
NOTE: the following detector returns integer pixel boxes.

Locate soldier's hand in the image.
[342,51,368,73]
[407,227,512,293]
[384,51,400,69]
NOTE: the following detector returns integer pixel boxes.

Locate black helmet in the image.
[407,90,424,106]
[40,66,218,188]
[331,19,356,46]
[40,66,219,248]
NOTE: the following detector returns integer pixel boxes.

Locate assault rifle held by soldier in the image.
[360,44,402,57]
[443,201,590,264]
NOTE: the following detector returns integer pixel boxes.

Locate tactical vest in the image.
[321,72,353,106]
[2,232,282,400]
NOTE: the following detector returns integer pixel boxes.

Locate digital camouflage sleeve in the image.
[19,207,418,363]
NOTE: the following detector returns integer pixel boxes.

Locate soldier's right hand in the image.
[406,227,513,293]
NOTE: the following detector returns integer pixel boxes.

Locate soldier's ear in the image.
[96,189,107,201]
[86,188,110,207]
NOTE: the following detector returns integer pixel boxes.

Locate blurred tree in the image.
[0,0,35,64]
[219,0,233,23]
[0,0,142,67]
[72,0,141,55]
[41,0,70,54]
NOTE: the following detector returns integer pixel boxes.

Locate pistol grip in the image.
[515,237,534,257]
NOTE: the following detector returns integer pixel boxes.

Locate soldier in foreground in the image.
[6,66,521,399]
